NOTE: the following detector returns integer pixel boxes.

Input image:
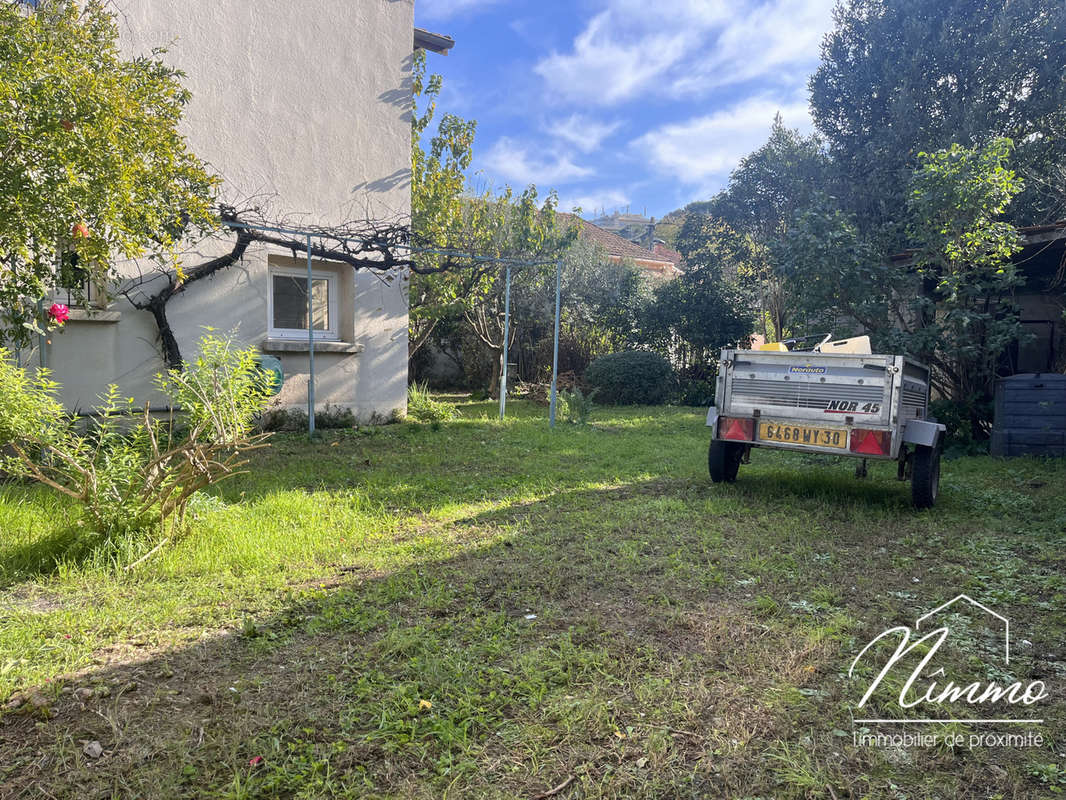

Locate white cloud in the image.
[533,0,835,106]
[561,188,630,216]
[481,136,593,187]
[546,114,622,153]
[417,0,502,22]
[534,10,698,106]
[633,97,812,190]
[671,0,836,95]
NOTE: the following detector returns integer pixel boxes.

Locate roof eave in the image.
[414,28,455,55]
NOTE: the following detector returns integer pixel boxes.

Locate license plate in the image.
[758,422,846,449]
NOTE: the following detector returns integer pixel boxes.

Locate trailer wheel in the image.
[709,440,744,483]
[911,444,941,509]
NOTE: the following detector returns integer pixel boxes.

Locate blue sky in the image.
[415,0,837,220]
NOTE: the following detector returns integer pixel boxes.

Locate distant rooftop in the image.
[559,214,682,278]
[592,211,655,231]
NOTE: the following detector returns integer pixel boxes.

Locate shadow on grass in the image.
[729,468,914,510]
[0,467,1054,799]
[0,525,100,588]
[0,476,870,798]
[0,520,178,590]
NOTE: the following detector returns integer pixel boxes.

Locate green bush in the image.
[677,377,715,407]
[929,398,991,456]
[584,351,675,405]
[558,387,595,424]
[407,383,458,427]
[0,334,272,539]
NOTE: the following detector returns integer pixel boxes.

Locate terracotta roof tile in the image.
[558,213,675,266]
[652,242,683,265]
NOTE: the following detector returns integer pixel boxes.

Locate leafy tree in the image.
[517,234,650,384]
[777,139,1025,427]
[409,50,568,371]
[810,0,1066,240]
[772,195,892,337]
[704,115,829,244]
[0,0,218,347]
[679,117,829,341]
[906,138,1025,406]
[639,221,754,381]
[557,236,650,358]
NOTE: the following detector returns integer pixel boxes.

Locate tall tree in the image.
[0,0,218,346]
[810,0,1066,241]
[408,49,569,374]
[640,220,754,374]
[678,117,827,341]
[777,139,1025,427]
[705,115,829,244]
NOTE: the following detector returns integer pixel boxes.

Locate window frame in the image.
[267,266,340,341]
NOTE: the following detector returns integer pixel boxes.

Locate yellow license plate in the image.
[758,422,846,449]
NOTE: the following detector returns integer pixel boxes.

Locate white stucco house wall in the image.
[30,0,449,423]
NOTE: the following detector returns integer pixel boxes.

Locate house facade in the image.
[33,0,426,422]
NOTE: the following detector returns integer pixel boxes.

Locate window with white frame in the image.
[268,267,339,340]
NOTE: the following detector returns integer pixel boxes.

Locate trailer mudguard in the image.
[706,406,719,430]
[902,419,945,448]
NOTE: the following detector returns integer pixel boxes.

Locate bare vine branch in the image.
[117,205,560,370]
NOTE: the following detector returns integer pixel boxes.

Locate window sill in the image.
[261,338,364,354]
[67,309,121,324]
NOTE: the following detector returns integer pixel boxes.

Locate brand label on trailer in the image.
[824,400,881,414]
[789,365,827,374]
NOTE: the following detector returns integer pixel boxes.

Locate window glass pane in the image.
[273,275,330,331]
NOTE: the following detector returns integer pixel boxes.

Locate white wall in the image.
[41,0,413,422]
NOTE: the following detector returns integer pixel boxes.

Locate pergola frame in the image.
[223,220,566,438]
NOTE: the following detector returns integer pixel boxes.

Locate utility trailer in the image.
[706,344,946,508]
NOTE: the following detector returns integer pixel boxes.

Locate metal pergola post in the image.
[498,263,511,420]
[549,257,561,428]
[36,298,48,371]
[306,232,316,439]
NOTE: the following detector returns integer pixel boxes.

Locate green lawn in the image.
[1,400,1064,798]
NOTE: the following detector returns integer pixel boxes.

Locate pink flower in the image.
[248,756,264,767]
[48,303,70,325]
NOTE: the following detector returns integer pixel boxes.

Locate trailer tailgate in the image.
[720,351,896,427]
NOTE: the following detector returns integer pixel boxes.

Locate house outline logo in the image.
[915,593,1010,664]
[848,592,1048,725]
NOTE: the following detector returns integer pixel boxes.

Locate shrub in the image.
[929,397,991,456]
[261,404,356,432]
[558,387,595,424]
[677,377,715,407]
[584,351,675,405]
[0,334,272,539]
[407,383,458,427]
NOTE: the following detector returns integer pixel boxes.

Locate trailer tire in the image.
[709,440,744,483]
[911,444,941,509]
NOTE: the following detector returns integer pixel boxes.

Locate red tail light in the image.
[719,416,754,441]
[849,428,891,455]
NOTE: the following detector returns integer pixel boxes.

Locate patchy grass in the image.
[1,399,1065,798]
